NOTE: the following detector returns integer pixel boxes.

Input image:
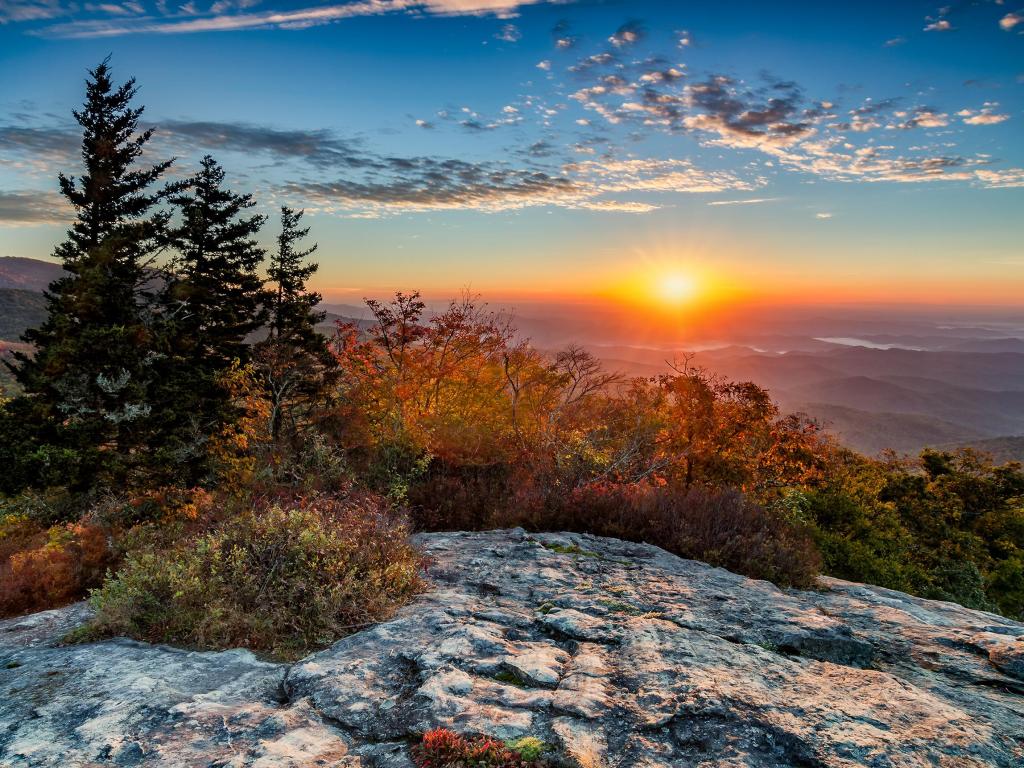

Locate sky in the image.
[0,0,1022,310]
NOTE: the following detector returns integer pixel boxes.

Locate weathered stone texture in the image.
[2,529,1022,766]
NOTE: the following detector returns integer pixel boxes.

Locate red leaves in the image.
[412,728,535,768]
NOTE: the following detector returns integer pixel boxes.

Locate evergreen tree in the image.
[255,207,337,442]
[2,59,172,493]
[165,155,267,369]
[152,155,267,481]
[267,207,324,340]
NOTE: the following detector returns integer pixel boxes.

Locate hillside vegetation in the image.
[2,63,1023,658]
[0,289,47,345]
[0,257,63,291]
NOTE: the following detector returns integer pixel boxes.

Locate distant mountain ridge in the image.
[936,436,1024,464]
[3,257,1023,460]
[0,257,63,292]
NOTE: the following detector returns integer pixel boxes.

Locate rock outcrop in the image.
[2,529,1023,766]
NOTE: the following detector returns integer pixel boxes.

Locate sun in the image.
[654,271,698,307]
[592,252,718,312]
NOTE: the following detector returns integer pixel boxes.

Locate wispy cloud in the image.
[15,0,567,38]
[287,154,755,216]
[566,157,758,195]
[0,190,69,226]
[0,122,79,160]
[3,108,755,217]
[0,0,73,23]
[554,31,1022,190]
[707,197,778,206]
[494,22,520,42]
[157,119,369,169]
[286,158,576,215]
[0,110,742,216]
[973,168,1024,188]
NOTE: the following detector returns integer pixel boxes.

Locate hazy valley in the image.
[6,255,1024,460]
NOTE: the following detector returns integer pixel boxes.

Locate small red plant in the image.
[413,728,468,767]
[412,728,539,768]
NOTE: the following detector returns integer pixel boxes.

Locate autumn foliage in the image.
[0,517,114,616]
[412,728,549,768]
[326,291,828,586]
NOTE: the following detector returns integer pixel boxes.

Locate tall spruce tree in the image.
[152,155,267,481]
[2,59,172,493]
[267,207,324,341]
[255,207,337,441]
[165,155,267,368]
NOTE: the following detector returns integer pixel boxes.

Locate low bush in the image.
[412,728,552,768]
[530,481,821,588]
[80,493,422,659]
[0,517,114,617]
[408,462,519,532]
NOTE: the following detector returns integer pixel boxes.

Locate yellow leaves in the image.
[206,360,275,491]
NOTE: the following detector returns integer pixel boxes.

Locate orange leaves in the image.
[330,291,833,502]
[645,368,829,494]
[333,292,530,465]
[0,519,114,617]
[208,362,271,491]
[122,485,216,523]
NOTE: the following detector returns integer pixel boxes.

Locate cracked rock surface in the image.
[2,529,1023,767]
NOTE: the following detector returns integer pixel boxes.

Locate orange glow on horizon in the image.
[591,256,741,317]
[313,247,1024,309]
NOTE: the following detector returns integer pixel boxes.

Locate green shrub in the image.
[506,737,551,761]
[80,494,422,659]
[803,450,1024,619]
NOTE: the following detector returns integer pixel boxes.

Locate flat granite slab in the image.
[2,529,1023,766]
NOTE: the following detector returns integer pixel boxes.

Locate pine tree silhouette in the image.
[4,58,173,492]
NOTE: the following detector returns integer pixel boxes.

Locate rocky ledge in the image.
[2,530,1023,767]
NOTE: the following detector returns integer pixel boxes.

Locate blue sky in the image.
[0,0,1021,304]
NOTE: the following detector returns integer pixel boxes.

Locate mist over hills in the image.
[483,299,1024,459]
[3,257,1022,460]
[579,343,1024,458]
